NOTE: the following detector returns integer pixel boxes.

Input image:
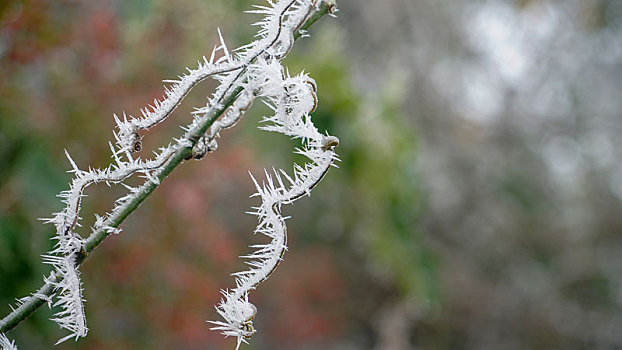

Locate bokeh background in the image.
[1,0,622,349]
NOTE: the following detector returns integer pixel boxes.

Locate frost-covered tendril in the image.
[35,142,181,343]
[209,59,339,349]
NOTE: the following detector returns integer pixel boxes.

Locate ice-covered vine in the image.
[210,60,339,349]
[0,0,338,348]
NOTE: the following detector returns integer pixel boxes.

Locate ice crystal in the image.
[0,333,17,350]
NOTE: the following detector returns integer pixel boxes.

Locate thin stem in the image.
[0,0,335,335]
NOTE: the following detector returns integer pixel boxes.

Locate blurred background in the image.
[1,0,622,349]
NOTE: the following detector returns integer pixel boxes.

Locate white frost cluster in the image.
[3,0,335,348]
[0,333,17,350]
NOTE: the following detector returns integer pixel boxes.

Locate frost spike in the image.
[64,150,80,174]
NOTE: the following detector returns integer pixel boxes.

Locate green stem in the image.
[0,0,335,335]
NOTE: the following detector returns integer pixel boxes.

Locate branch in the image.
[0,0,336,336]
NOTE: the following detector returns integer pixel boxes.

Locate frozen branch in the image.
[0,1,338,348]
